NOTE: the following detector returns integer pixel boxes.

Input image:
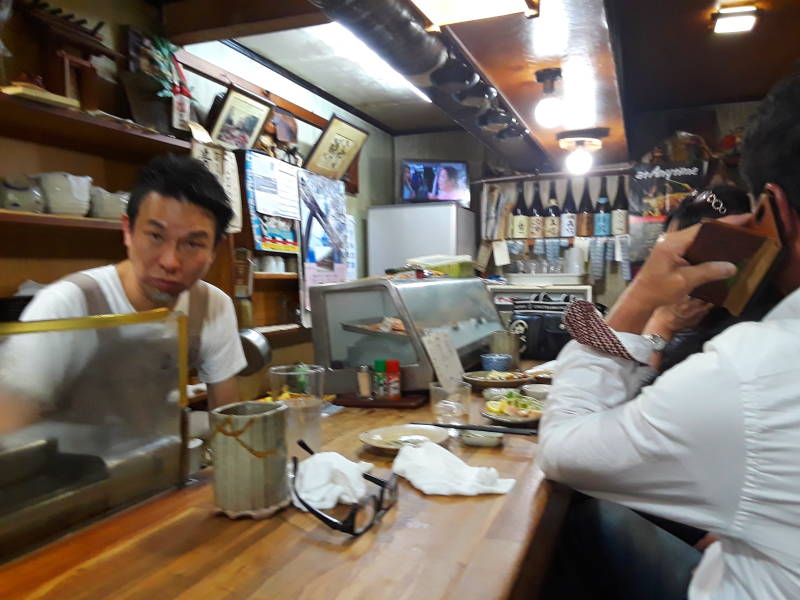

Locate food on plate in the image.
[485,391,545,419]
[481,370,529,381]
[366,317,406,333]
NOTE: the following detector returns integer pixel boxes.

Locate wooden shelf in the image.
[254,272,298,280]
[0,94,191,161]
[0,209,122,230]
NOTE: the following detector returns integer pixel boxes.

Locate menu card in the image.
[421,329,464,394]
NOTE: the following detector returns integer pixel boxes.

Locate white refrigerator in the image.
[367,202,476,276]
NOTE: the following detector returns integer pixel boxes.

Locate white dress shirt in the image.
[539,287,800,599]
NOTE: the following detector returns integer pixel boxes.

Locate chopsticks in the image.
[410,422,537,436]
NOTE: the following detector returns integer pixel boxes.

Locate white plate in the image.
[359,424,449,452]
[480,408,540,425]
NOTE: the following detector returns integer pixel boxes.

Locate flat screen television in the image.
[400,160,470,208]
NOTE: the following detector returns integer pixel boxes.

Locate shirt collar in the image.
[764,286,800,322]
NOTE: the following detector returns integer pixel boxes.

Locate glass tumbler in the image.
[269,365,325,453]
[430,381,471,436]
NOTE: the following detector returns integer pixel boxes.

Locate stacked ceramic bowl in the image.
[0,176,44,213]
[37,172,92,216]
[90,186,129,219]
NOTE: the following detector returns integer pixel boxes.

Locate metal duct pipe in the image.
[307,0,447,80]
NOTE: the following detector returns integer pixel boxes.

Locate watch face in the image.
[644,334,667,352]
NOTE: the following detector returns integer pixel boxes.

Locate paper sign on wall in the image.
[492,240,511,266]
[421,329,464,394]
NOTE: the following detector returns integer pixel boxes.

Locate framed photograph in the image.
[304,115,369,180]
[208,87,273,150]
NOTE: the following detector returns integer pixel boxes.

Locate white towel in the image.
[292,452,374,511]
[392,441,515,495]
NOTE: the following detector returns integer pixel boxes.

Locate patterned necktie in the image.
[563,300,636,362]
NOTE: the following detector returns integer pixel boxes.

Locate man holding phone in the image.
[539,70,800,599]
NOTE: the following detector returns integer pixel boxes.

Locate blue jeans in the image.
[542,494,702,600]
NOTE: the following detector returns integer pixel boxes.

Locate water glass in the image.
[430,381,471,435]
[269,365,325,453]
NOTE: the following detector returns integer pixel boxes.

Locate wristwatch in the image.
[642,333,668,353]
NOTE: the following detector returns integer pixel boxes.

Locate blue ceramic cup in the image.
[481,353,512,371]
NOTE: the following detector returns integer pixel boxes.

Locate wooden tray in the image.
[333,392,428,409]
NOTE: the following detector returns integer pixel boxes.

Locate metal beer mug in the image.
[489,330,521,369]
[209,401,291,519]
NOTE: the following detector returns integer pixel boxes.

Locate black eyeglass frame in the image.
[290,440,398,536]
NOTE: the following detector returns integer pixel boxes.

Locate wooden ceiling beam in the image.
[163,0,329,45]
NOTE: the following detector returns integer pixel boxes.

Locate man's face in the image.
[123,193,218,306]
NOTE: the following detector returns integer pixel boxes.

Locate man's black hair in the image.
[665,185,752,231]
[740,67,800,211]
[127,154,233,242]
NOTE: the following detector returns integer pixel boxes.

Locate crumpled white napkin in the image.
[291,452,374,511]
[392,441,515,495]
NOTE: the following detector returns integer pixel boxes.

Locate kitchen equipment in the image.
[489,330,521,368]
[209,401,290,519]
[237,328,271,376]
[37,172,92,216]
[367,202,475,276]
[89,186,127,219]
[1,176,44,212]
[310,277,503,393]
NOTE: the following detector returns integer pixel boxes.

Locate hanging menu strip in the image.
[421,329,465,394]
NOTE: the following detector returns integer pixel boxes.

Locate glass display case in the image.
[310,277,502,392]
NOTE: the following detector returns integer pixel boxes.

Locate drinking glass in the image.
[269,365,325,453]
[430,381,471,435]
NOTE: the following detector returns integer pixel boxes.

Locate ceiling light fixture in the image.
[712,4,759,34]
[557,128,609,175]
[309,23,432,103]
[478,108,516,133]
[533,67,564,129]
[409,0,539,32]
[430,56,479,93]
[497,125,529,140]
[453,82,498,113]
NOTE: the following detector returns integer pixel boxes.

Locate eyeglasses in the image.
[290,440,399,536]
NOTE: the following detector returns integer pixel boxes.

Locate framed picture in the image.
[304,115,369,180]
[208,87,273,150]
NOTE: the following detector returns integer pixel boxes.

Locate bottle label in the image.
[529,216,544,238]
[594,213,611,236]
[576,214,594,237]
[612,209,628,235]
[560,214,576,238]
[544,216,560,238]
[512,215,528,238]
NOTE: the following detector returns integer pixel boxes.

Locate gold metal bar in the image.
[0,308,171,335]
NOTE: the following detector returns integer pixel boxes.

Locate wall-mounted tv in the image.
[400,160,470,208]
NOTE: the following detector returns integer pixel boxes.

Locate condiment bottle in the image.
[373,359,387,400]
[385,360,401,401]
[357,365,373,400]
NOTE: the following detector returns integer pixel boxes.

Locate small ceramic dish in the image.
[460,430,504,447]
[521,383,551,401]
[359,424,449,453]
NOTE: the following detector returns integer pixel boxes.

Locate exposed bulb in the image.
[565,147,593,175]
[534,96,564,129]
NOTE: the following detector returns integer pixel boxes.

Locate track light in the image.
[478,108,515,133]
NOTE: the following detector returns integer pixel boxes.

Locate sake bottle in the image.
[544,181,561,238]
[528,181,545,239]
[612,174,629,235]
[576,178,594,237]
[512,181,528,239]
[593,177,611,236]
[560,180,577,238]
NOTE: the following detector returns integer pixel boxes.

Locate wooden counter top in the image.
[0,404,569,600]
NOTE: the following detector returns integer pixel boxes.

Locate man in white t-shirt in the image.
[0,155,246,432]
